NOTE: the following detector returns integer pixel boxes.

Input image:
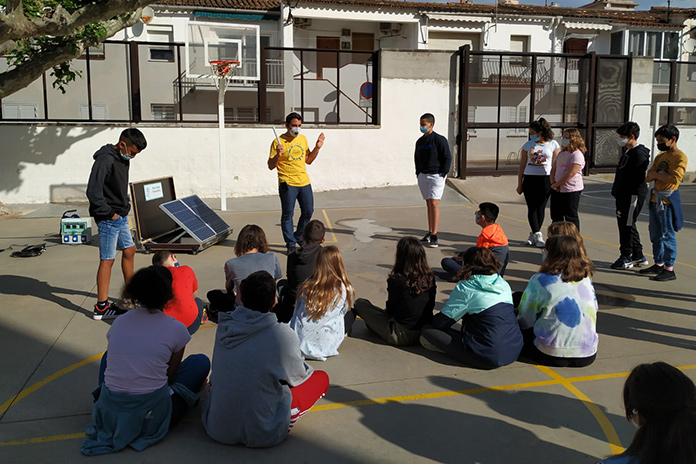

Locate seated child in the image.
[207,224,282,318]
[517,235,598,367]
[547,221,588,261]
[441,202,509,278]
[352,236,436,346]
[152,251,205,335]
[290,246,355,361]
[598,362,696,464]
[82,266,210,456]
[202,271,329,448]
[275,220,325,323]
[421,247,522,369]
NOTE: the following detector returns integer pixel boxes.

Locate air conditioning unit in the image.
[379,22,402,34]
[294,17,312,28]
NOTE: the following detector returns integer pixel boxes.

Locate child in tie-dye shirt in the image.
[517,235,598,367]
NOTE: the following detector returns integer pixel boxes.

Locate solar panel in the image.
[181,195,230,235]
[159,196,231,243]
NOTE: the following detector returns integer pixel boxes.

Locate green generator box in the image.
[61,217,92,244]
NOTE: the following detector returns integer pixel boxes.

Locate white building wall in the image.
[0,50,456,204]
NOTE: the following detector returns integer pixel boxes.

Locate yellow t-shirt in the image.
[648,149,687,204]
[269,134,310,187]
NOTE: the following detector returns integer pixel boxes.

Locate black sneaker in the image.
[93,302,127,321]
[639,264,663,275]
[420,233,432,244]
[652,269,676,282]
[426,235,439,248]
[610,256,633,270]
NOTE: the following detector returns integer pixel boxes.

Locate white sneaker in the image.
[534,232,545,248]
[525,232,535,246]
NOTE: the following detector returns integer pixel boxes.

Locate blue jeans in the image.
[97,215,134,260]
[279,182,314,248]
[648,201,677,267]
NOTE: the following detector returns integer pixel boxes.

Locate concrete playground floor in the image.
[1,177,695,463]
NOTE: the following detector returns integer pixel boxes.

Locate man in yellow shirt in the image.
[639,124,687,282]
[268,112,325,252]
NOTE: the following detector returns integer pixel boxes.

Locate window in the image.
[646,32,662,58]
[151,104,176,121]
[663,32,678,60]
[510,36,530,66]
[147,26,175,62]
[2,102,38,119]
[80,103,108,120]
[628,31,644,56]
[626,31,679,60]
[610,32,623,55]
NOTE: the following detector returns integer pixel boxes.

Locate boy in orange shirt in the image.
[441,202,510,279]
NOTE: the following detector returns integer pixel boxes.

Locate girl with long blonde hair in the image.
[290,246,355,361]
[550,128,586,230]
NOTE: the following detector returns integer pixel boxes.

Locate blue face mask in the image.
[530,135,540,143]
[174,262,180,267]
[420,126,429,134]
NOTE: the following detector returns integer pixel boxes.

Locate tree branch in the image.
[0,11,141,100]
[0,0,154,44]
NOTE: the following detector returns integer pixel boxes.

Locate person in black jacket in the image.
[86,128,147,320]
[611,122,650,270]
[351,237,436,346]
[414,113,452,248]
[274,220,325,323]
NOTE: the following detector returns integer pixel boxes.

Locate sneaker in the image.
[93,302,126,321]
[420,335,444,353]
[534,232,545,249]
[652,269,676,282]
[610,256,633,270]
[525,232,535,246]
[420,233,432,244]
[639,264,663,275]
[426,235,439,248]
[632,256,649,267]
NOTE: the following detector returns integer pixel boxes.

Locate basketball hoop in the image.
[209,60,240,91]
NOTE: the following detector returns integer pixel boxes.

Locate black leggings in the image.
[520,329,595,367]
[522,175,552,233]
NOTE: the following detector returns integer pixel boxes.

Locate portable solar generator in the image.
[60,210,92,244]
[130,177,232,254]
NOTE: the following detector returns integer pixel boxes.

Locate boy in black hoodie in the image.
[274,220,325,323]
[611,122,649,270]
[86,129,147,320]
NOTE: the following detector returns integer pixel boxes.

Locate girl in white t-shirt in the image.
[516,117,560,248]
[550,128,586,231]
[290,246,355,361]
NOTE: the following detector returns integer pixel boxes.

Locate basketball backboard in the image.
[186,21,260,81]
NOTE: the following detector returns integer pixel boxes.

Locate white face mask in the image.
[290,127,300,136]
[631,417,641,429]
[560,137,570,147]
[617,137,629,147]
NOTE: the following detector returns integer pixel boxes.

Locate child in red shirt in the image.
[152,251,205,334]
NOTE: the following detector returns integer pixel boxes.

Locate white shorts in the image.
[418,173,446,200]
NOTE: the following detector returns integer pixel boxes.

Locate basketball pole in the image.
[218,78,227,211]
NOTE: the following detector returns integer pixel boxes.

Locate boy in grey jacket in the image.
[202,271,329,447]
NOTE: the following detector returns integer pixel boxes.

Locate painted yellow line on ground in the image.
[0,353,103,417]
[536,365,624,455]
[0,432,86,447]
[321,209,338,243]
[4,364,696,448]
[311,379,560,412]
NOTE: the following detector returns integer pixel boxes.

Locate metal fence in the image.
[0,41,379,126]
